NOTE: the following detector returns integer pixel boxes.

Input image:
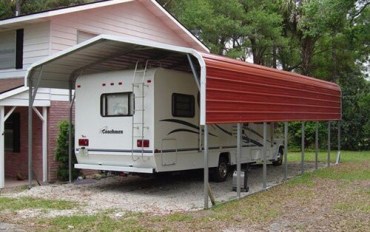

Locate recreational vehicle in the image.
[74,67,284,181]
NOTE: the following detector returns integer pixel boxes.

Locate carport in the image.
[25,35,341,209]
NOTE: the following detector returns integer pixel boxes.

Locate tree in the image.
[161,0,370,151]
[0,0,93,19]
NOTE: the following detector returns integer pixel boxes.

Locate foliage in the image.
[160,0,370,151]
[0,0,93,19]
[55,121,80,181]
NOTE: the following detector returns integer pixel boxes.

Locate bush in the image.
[55,121,80,181]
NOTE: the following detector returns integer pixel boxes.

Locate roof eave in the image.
[0,0,134,29]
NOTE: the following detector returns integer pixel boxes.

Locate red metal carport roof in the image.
[201,53,341,124]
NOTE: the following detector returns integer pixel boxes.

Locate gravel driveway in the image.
[7,162,323,216]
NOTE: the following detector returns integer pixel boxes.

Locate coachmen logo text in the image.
[100,126,123,134]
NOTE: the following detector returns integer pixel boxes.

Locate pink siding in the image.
[50,1,191,53]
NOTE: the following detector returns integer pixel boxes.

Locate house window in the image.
[101,92,134,117]
[172,93,195,118]
[0,29,23,70]
[4,113,21,153]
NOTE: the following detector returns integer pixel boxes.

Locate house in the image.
[0,0,208,188]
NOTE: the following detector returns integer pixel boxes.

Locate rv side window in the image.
[172,93,195,118]
[101,92,133,117]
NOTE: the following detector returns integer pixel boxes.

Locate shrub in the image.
[55,121,80,181]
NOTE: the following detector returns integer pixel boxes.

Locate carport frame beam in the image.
[301,122,305,174]
[204,125,209,209]
[262,122,267,190]
[315,122,319,170]
[327,121,331,167]
[28,66,44,189]
[0,106,5,189]
[283,122,288,180]
[236,123,242,198]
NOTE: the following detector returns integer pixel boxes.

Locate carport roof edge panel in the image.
[200,53,342,123]
[25,34,204,89]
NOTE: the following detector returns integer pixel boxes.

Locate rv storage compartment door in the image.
[161,138,177,166]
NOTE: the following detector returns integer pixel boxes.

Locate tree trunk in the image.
[300,36,316,75]
[16,0,21,16]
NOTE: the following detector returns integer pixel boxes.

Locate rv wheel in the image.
[212,157,229,182]
[272,148,283,166]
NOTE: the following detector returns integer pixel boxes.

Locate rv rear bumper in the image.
[75,164,154,173]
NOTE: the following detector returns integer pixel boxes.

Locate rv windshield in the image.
[101,92,133,117]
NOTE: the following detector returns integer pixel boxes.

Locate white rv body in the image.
[74,68,283,176]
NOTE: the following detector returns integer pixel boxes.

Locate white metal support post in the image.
[327,121,331,167]
[262,122,267,190]
[315,122,319,170]
[68,86,73,183]
[43,107,47,182]
[236,123,242,198]
[283,122,288,180]
[32,107,48,183]
[336,121,341,164]
[301,122,305,174]
[203,125,209,209]
[28,80,33,189]
[0,106,4,189]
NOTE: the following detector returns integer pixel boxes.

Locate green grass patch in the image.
[46,213,147,232]
[287,151,370,163]
[207,191,283,224]
[335,203,370,213]
[165,212,194,222]
[0,197,76,211]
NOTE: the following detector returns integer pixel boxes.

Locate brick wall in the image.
[5,101,95,183]
[5,107,43,180]
[47,101,74,182]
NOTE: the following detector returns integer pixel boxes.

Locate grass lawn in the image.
[0,151,369,231]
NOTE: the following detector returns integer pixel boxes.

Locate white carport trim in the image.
[0,87,50,189]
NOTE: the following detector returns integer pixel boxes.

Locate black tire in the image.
[272,148,283,166]
[212,156,229,182]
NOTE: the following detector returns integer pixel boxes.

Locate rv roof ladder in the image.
[131,60,150,161]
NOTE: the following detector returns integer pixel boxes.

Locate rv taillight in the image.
[137,139,149,148]
[79,139,89,146]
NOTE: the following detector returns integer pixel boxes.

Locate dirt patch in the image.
[3,162,321,216]
[4,161,367,232]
